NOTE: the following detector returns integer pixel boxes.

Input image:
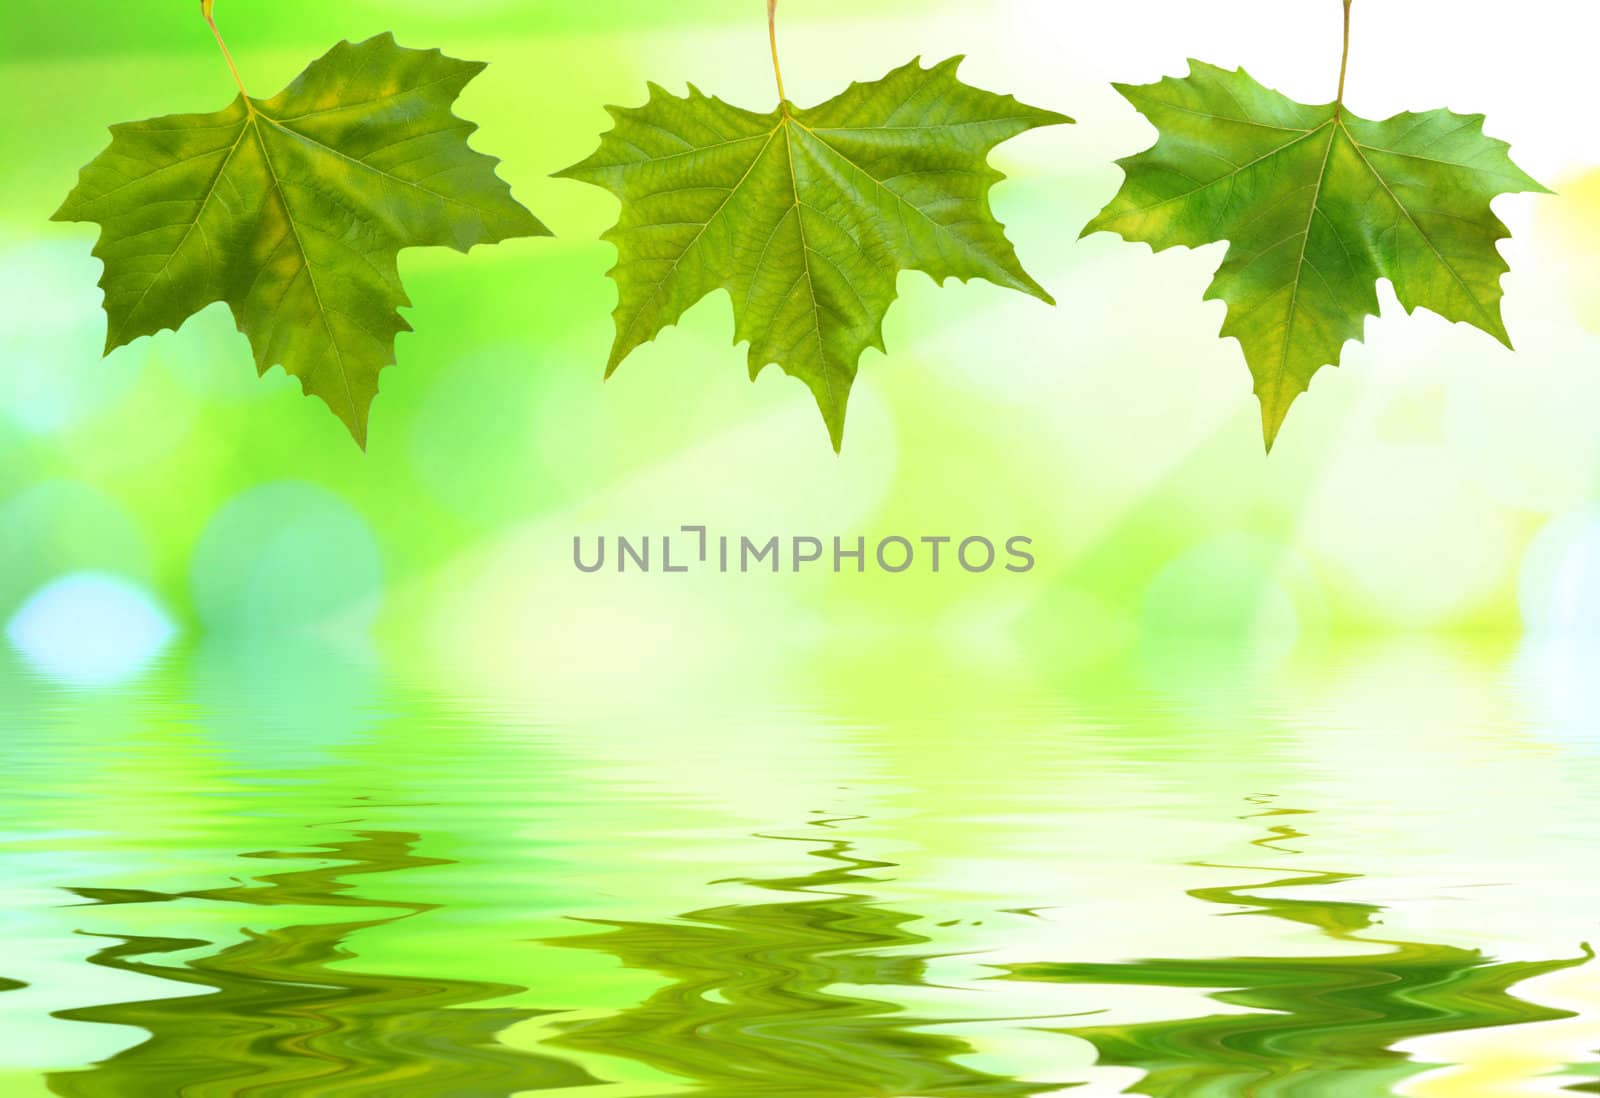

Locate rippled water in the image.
[2,638,1599,1096]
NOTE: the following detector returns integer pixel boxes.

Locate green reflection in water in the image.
[45,828,598,1098]
[550,814,1058,1097]
[1003,799,1595,1096]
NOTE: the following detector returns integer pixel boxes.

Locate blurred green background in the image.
[2,0,1598,691]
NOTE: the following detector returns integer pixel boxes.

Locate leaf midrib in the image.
[1097,119,1335,228]
[798,114,1040,299]
[779,114,835,409]
[1271,115,1506,358]
[1278,121,1339,381]
[109,118,250,346]
[245,104,358,424]
[607,124,780,371]
[258,107,497,224]
[1336,119,1505,338]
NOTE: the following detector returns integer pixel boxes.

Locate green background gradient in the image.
[3,0,1600,669]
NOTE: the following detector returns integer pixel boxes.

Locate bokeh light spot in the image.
[1520,508,1600,635]
[190,482,382,634]
[5,572,176,688]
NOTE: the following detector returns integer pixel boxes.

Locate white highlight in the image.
[6,573,176,687]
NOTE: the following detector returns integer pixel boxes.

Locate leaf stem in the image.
[768,0,787,105]
[203,0,250,101]
[1335,0,1351,113]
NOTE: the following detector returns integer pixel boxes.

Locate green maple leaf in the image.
[559,15,1070,451]
[53,22,548,448]
[1084,5,1546,450]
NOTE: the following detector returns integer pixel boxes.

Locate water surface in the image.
[2,638,1598,1096]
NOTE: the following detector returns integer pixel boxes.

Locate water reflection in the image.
[550,813,1056,1096]
[1005,798,1594,1096]
[1,637,1598,1096]
[46,828,598,1098]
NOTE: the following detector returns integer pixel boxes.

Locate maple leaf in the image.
[1085,47,1546,449]
[54,28,548,448]
[559,45,1070,451]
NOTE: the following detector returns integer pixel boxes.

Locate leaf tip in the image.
[553,157,595,184]
[345,412,371,452]
[1257,385,1300,455]
[1260,415,1282,455]
[1011,268,1057,307]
